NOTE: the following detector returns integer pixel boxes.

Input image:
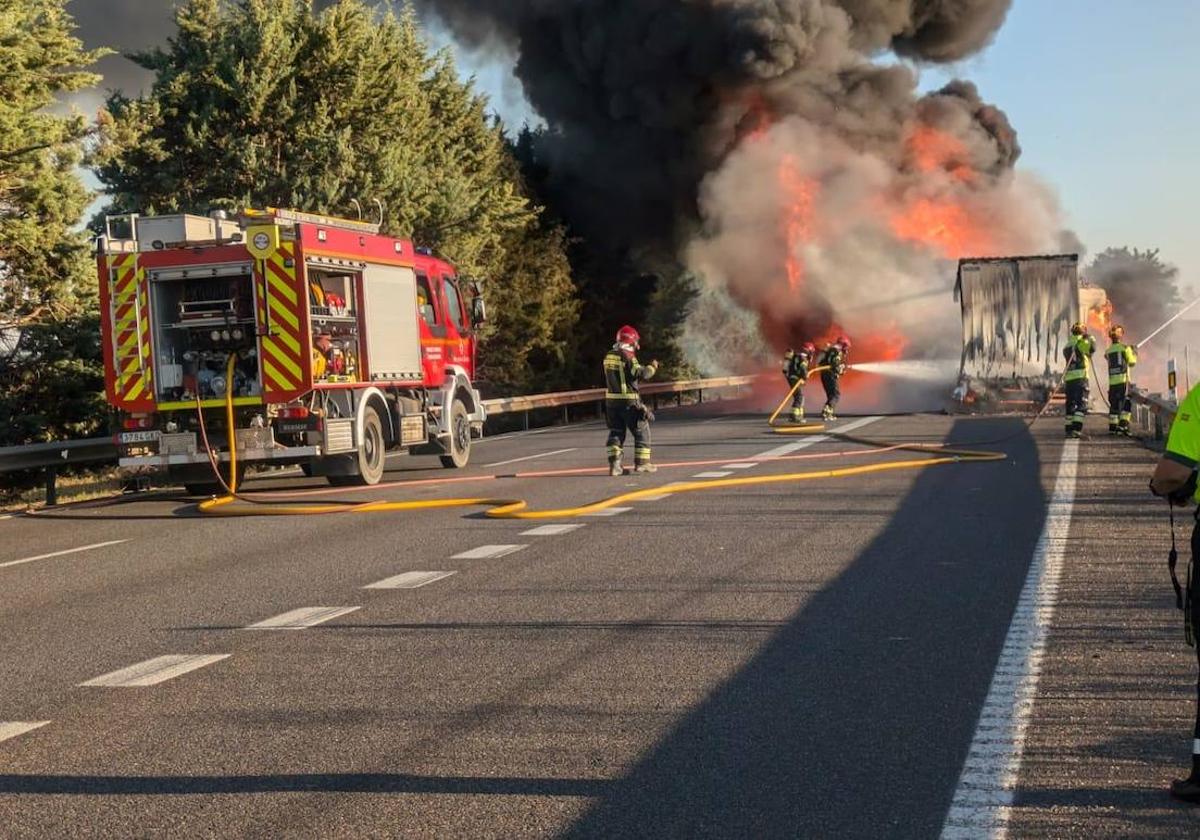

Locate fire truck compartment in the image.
[147,263,262,404]
[360,263,422,381]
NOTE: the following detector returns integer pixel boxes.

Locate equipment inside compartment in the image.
[150,270,261,402]
[308,269,361,384]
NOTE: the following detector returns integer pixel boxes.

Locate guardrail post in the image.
[563,405,569,425]
[45,466,58,507]
[697,388,703,404]
[523,411,529,431]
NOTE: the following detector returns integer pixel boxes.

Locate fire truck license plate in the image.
[119,431,161,444]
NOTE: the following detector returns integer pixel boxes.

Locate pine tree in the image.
[92,0,576,392]
[0,0,108,446]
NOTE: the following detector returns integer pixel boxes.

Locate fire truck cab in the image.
[97,208,488,493]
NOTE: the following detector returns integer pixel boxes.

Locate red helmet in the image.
[836,335,851,350]
[616,325,640,347]
[801,342,817,356]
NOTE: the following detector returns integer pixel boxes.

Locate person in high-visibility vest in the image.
[1063,323,1096,439]
[604,325,659,476]
[1151,382,1200,801]
[818,336,850,421]
[1105,324,1138,435]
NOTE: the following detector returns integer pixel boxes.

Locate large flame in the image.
[889,197,994,260]
[780,154,817,293]
[905,125,975,185]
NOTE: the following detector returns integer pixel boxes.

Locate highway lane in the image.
[0,408,1168,837]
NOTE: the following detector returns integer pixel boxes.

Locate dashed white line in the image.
[634,493,674,502]
[485,448,578,468]
[0,539,129,571]
[452,544,528,560]
[245,606,360,630]
[939,438,1079,840]
[584,507,632,517]
[0,721,49,744]
[365,571,457,590]
[80,654,231,687]
[521,524,585,536]
[752,415,882,460]
[693,471,733,479]
[721,463,758,470]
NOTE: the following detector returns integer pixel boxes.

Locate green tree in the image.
[1088,247,1182,340]
[0,0,108,446]
[92,0,576,392]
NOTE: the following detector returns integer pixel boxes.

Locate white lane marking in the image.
[0,514,14,522]
[752,415,882,460]
[245,606,360,630]
[522,524,585,537]
[693,471,733,479]
[584,507,632,517]
[721,463,758,470]
[0,539,129,571]
[452,544,528,560]
[365,571,456,590]
[80,654,231,687]
[0,721,49,744]
[484,448,577,468]
[634,493,674,502]
[939,438,1078,840]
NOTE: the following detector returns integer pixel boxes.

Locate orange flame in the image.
[1087,300,1113,334]
[905,125,975,184]
[779,154,817,293]
[889,197,993,260]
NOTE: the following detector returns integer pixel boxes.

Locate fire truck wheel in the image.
[439,398,471,469]
[354,408,387,485]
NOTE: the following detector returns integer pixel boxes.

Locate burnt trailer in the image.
[954,254,1081,387]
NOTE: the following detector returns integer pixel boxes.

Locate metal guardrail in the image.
[1,375,757,503]
[1130,387,1177,441]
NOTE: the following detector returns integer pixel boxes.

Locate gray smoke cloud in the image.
[412,0,1063,373]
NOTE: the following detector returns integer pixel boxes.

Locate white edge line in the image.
[0,721,51,743]
[939,438,1078,839]
[485,448,578,468]
[0,539,130,571]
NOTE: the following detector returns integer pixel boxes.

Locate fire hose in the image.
[191,359,1008,519]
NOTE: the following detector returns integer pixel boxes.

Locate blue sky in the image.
[918,0,1199,292]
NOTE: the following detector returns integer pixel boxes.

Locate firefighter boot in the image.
[822,405,835,421]
[634,462,658,474]
[790,408,803,423]
[1171,776,1200,803]
[609,457,624,477]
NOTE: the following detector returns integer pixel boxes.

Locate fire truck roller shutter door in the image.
[360,264,422,381]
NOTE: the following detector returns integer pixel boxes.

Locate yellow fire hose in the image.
[193,360,1006,519]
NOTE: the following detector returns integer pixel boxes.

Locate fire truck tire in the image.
[330,407,386,486]
[439,398,471,469]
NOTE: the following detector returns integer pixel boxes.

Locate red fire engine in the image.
[97,208,488,493]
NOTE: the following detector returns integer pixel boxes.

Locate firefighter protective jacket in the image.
[604,343,657,401]
[1105,341,1138,385]
[819,345,847,376]
[783,350,810,383]
[1063,334,1096,382]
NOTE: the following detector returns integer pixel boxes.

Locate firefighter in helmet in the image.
[604,325,659,476]
[782,342,816,423]
[1105,324,1138,435]
[1063,322,1096,439]
[819,336,851,421]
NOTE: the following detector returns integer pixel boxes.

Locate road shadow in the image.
[559,417,1049,839]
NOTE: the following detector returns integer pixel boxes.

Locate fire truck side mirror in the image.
[471,295,488,327]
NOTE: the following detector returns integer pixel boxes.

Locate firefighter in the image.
[1063,322,1096,439]
[1105,324,1138,435]
[782,342,816,422]
[1150,382,1200,801]
[604,325,659,476]
[819,336,851,421]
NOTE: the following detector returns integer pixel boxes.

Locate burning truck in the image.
[953,254,1110,409]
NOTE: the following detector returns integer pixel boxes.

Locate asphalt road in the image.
[0,404,1196,838]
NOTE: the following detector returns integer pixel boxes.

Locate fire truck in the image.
[97,208,488,494]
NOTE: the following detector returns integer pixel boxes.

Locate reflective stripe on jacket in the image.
[604,344,656,400]
[1106,342,1137,385]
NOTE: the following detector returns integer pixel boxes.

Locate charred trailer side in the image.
[97,209,488,493]
[954,254,1081,401]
